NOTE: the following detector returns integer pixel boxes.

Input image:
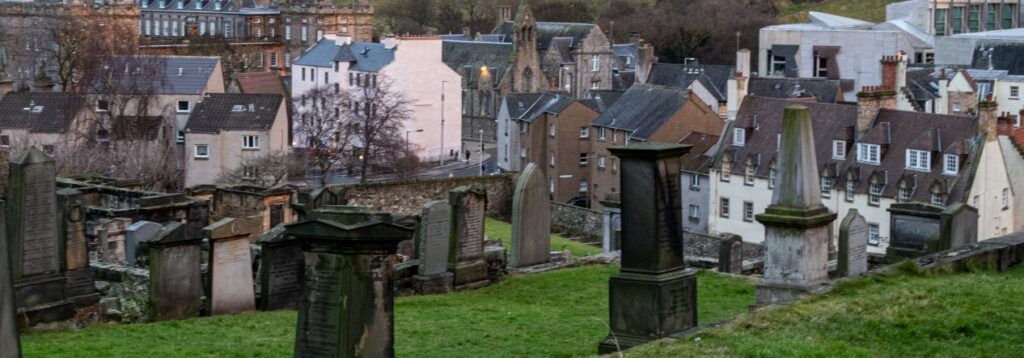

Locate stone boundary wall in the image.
[683,230,765,261]
[338,174,517,219]
[549,202,602,243]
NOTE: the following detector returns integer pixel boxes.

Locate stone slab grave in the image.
[598,143,697,354]
[510,163,551,268]
[286,216,413,357]
[96,218,132,264]
[0,202,22,358]
[887,203,978,262]
[258,224,304,310]
[754,105,836,307]
[412,201,452,294]
[6,148,75,325]
[838,209,869,277]
[58,188,99,307]
[147,222,203,321]
[448,186,490,289]
[718,233,743,275]
[206,217,260,315]
[126,221,163,267]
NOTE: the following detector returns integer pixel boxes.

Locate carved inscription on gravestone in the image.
[298,253,344,357]
[264,243,304,309]
[21,165,58,276]
[457,201,484,261]
[417,202,450,276]
[839,210,869,277]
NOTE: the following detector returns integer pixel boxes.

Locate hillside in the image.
[774,0,905,23]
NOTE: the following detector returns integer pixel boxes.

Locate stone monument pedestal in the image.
[599,268,698,353]
[411,272,453,294]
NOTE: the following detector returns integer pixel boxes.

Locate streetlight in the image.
[440,80,450,166]
[406,129,423,155]
[479,129,484,176]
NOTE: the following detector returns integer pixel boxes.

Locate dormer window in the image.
[931,193,945,206]
[897,186,911,202]
[733,128,745,146]
[869,183,882,206]
[943,154,959,175]
[768,168,776,189]
[232,104,246,112]
[857,143,880,164]
[821,176,833,199]
[832,140,846,159]
[721,160,732,182]
[159,0,166,8]
[906,149,931,171]
[744,165,755,186]
[176,0,183,9]
[845,180,856,202]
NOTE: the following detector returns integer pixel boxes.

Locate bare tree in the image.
[44,14,138,93]
[216,150,295,187]
[339,77,412,183]
[293,85,358,187]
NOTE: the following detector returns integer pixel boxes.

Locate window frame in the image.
[579,127,589,138]
[821,176,833,199]
[194,144,210,159]
[868,224,880,245]
[857,143,880,164]
[743,201,754,222]
[943,154,959,175]
[906,149,931,171]
[733,128,745,146]
[832,140,846,159]
[176,100,190,113]
[579,153,589,166]
[242,135,261,150]
[688,204,700,219]
[719,197,730,218]
[869,183,882,206]
[690,172,700,188]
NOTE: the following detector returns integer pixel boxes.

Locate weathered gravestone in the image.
[718,233,743,275]
[0,202,22,358]
[598,143,697,354]
[286,218,413,358]
[147,222,203,321]
[126,221,163,267]
[448,186,489,289]
[600,194,622,253]
[887,202,978,261]
[6,148,74,324]
[754,105,836,306]
[58,188,99,307]
[510,163,551,268]
[206,217,260,315]
[412,201,452,294]
[95,218,132,264]
[838,209,869,277]
[258,224,304,310]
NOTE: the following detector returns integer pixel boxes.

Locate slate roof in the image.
[442,40,513,86]
[493,21,594,50]
[907,68,940,102]
[185,93,283,133]
[237,72,288,95]
[591,84,689,141]
[971,44,1024,75]
[294,40,394,72]
[678,132,720,173]
[0,92,84,133]
[719,96,981,204]
[91,56,220,95]
[647,63,734,101]
[748,77,842,103]
[505,92,573,123]
[549,37,575,64]
[582,90,624,113]
[612,43,638,71]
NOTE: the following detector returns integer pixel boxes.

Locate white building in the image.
[291,34,462,162]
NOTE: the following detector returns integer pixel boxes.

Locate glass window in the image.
[721,161,731,182]
[987,4,998,31]
[846,180,855,202]
[690,173,700,187]
[906,149,931,171]
[969,5,980,32]
[194,144,209,158]
[1011,86,1020,99]
[944,154,959,175]
[869,183,882,205]
[591,55,600,72]
[869,224,880,245]
[743,202,754,222]
[733,128,745,146]
[935,8,947,35]
[598,127,606,140]
[243,135,260,149]
[952,7,964,34]
[579,153,588,166]
[769,168,776,189]
[579,127,589,138]
[1003,188,1010,208]
[833,140,846,159]
[857,143,880,164]
[598,156,606,168]
[689,205,700,219]
[549,151,555,167]
[177,100,190,113]
[744,166,755,185]
[814,56,828,78]
[720,197,730,218]
[770,55,786,76]
[898,187,911,202]
[579,180,588,193]
[1004,4,1016,29]
[549,123,556,137]
[96,100,110,112]
[821,176,833,198]
[931,193,945,206]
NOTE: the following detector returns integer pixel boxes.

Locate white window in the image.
[243,135,260,149]
[952,102,962,112]
[689,205,700,219]
[898,187,911,202]
[814,56,828,78]
[520,147,527,158]
[194,144,209,158]
[285,52,292,67]
[254,28,261,37]
[549,151,555,167]
[612,131,618,143]
[769,168,776,189]
[868,224,880,245]
[1011,86,1020,99]
[177,100,190,113]
[821,176,833,198]
[931,193,944,205]
[943,154,959,175]
[598,127,606,140]
[869,183,882,205]
[690,173,700,187]
[549,123,556,137]
[176,130,184,143]
[719,197,730,218]
[743,201,754,222]
[770,55,786,76]
[721,161,731,182]
[550,179,554,193]
[598,156,606,168]
[845,180,855,202]
[733,128,745,146]
[579,127,589,138]
[199,21,206,35]
[591,55,600,72]
[96,100,110,112]
[243,166,259,178]
[285,25,292,40]
[225,22,233,37]
[906,149,931,171]
[145,20,152,35]
[744,166,755,185]
[256,52,264,68]
[209,21,216,36]
[857,143,880,164]
[579,153,589,166]
[579,180,588,193]
[270,53,278,67]
[301,25,308,41]
[1003,188,1010,209]
[832,140,846,159]
[591,82,599,90]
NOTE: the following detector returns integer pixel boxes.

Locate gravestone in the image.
[258,224,305,310]
[147,222,203,321]
[447,186,489,289]
[412,201,452,294]
[6,148,74,324]
[837,209,869,277]
[126,221,163,267]
[286,218,413,357]
[95,218,131,264]
[510,163,551,267]
[58,188,99,307]
[0,202,22,357]
[206,218,260,315]
[600,194,622,253]
[886,203,978,261]
[718,234,743,274]
[598,143,697,354]
[754,105,836,306]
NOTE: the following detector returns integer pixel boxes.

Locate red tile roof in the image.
[237,72,288,96]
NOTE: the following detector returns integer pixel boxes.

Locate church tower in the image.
[509,2,545,93]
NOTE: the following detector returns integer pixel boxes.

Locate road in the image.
[293,141,499,187]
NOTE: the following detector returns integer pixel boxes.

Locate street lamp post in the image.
[479,129,484,176]
[406,129,423,155]
[440,80,450,166]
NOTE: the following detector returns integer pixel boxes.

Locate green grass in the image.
[631,265,1024,357]
[774,0,904,23]
[485,217,603,257]
[22,266,755,357]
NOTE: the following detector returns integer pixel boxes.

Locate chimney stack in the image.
[997,111,1016,137]
[978,99,999,142]
[727,49,752,120]
[880,55,899,89]
[856,86,896,139]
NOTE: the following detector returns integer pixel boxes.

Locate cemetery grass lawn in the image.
[630,264,1024,357]
[21,266,755,357]
[485,217,603,257]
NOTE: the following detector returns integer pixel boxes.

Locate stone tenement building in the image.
[0,0,140,92]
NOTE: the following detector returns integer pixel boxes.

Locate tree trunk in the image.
[360,148,370,183]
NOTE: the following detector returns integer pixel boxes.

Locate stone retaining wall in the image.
[338,174,517,219]
[549,202,602,243]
